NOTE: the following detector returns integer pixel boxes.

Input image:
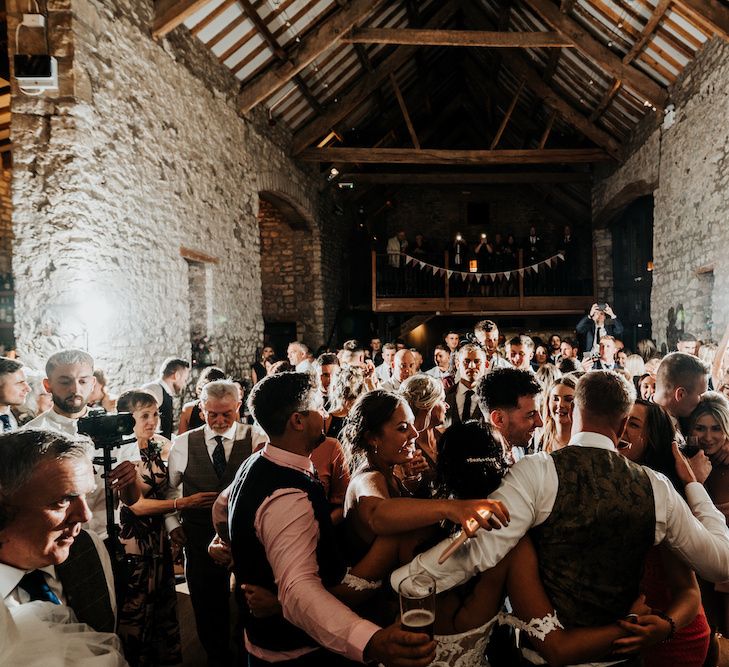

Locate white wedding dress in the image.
[431,614,500,667]
[0,600,128,667]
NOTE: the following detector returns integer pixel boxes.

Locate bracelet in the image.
[173,498,178,511]
[651,609,676,642]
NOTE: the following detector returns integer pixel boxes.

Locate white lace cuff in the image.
[498,611,564,641]
[341,568,382,591]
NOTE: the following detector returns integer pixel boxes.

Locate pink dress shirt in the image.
[242,444,379,662]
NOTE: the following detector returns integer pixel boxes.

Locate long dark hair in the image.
[634,398,683,493]
[435,420,508,501]
[340,390,404,471]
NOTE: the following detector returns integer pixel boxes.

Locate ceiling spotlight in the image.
[338,181,354,190]
[327,167,339,181]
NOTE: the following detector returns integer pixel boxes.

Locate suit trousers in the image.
[184,526,233,665]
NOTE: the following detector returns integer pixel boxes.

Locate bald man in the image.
[380,349,417,392]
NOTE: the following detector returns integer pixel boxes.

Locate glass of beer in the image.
[398,573,436,639]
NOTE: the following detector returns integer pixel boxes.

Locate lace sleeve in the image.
[341,567,382,591]
[498,611,564,641]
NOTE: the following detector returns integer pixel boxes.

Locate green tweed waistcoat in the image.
[530,446,655,629]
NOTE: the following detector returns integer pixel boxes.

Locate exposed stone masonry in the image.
[593,38,729,348]
[9,0,348,388]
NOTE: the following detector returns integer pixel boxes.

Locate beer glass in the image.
[398,573,436,639]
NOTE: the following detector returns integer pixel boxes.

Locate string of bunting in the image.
[403,252,566,283]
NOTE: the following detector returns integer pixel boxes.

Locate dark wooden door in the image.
[611,196,653,351]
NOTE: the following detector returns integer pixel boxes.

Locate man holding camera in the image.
[24,349,142,539]
[576,303,624,356]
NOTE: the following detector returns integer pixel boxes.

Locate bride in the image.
[0,599,128,666]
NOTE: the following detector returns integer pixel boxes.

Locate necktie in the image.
[462,390,474,421]
[19,570,60,604]
[212,435,226,480]
[0,414,11,432]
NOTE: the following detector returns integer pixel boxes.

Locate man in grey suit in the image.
[445,344,487,426]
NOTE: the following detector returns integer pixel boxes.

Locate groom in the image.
[392,371,729,662]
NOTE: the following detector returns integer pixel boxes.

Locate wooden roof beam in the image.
[339,172,592,184]
[290,1,458,155]
[538,109,558,149]
[238,0,323,114]
[152,0,211,39]
[589,78,622,122]
[499,49,623,159]
[389,74,420,149]
[491,80,525,149]
[238,0,386,114]
[342,28,573,47]
[298,147,612,165]
[675,0,729,40]
[623,0,672,65]
[521,0,667,109]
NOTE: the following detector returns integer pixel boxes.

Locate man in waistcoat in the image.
[142,357,190,440]
[227,372,436,666]
[0,429,116,633]
[393,371,729,666]
[166,379,253,666]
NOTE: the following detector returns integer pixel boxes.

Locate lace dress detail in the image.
[497,610,564,641]
[431,615,499,667]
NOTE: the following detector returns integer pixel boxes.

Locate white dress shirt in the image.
[140,379,174,407]
[487,354,511,373]
[380,377,401,392]
[23,409,141,539]
[375,362,392,383]
[295,359,316,375]
[455,381,478,421]
[426,366,449,379]
[165,422,248,533]
[0,530,117,620]
[392,431,729,594]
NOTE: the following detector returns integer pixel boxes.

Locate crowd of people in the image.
[2,303,729,667]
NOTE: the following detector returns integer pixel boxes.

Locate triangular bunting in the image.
[418,261,425,270]
[447,270,453,278]
[432,265,439,275]
[504,271,511,281]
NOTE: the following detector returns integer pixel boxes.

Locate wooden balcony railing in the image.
[372,249,595,315]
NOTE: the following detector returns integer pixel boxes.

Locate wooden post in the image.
[592,244,598,302]
[518,249,525,308]
[371,250,378,312]
[444,250,450,313]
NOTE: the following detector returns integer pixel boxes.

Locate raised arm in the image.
[390,454,554,594]
[712,321,729,387]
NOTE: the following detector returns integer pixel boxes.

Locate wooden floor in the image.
[177,582,209,666]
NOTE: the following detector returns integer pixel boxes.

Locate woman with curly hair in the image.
[325,364,367,440]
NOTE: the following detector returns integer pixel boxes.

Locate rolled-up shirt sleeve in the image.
[649,471,729,582]
[256,488,379,662]
[391,453,556,594]
[164,437,186,534]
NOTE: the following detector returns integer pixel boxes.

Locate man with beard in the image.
[0,430,117,633]
[476,367,543,464]
[227,372,436,666]
[445,344,487,426]
[24,349,141,538]
[166,379,253,666]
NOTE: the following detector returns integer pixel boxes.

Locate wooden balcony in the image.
[372,250,595,315]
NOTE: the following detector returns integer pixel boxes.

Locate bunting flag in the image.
[399,251,565,282]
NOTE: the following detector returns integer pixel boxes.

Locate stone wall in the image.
[9,0,345,388]
[258,199,324,348]
[592,38,729,347]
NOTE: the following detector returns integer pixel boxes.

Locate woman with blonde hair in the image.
[537,376,576,453]
[398,374,448,494]
[624,354,646,379]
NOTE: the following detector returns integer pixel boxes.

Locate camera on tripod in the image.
[78,409,136,447]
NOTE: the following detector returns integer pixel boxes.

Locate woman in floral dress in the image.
[117,390,216,666]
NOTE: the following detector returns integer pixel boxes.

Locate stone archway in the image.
[256,172,325,355]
